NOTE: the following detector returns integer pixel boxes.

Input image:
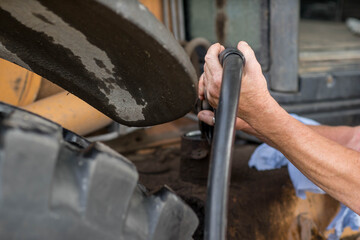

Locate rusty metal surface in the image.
[0,0,197,126]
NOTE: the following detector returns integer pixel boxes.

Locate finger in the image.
[206,92,219,109]
[204,62,220,102]
[204,64,219,108]
[237,41,262,74]
[198,73,205,100]
[203,64,212,90]
[237,41,255,62]
[197,110,215,126]
[204,43,223,76]
[204,63,220,103]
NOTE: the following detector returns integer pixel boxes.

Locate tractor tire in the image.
[0,102,198,240]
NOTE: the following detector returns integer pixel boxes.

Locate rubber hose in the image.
[204,48,245,240]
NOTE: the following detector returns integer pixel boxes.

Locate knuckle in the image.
[210,43,220,50]
[204,54,212,62]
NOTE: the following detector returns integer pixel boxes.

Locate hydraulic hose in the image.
[204,48,245,240]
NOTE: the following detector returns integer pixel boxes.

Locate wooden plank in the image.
[299,20,360,73]
[299,20,360,51]
[300,50,360,62]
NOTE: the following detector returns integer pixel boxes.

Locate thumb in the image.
[198,110,215,126]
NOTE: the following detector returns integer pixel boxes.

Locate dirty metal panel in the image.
[186,0,270,71]
[0,0,197,127]
[269,0,299,92]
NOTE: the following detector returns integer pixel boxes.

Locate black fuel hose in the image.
[204,48,245,240]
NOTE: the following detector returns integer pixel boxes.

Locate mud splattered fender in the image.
[0,0,197,126]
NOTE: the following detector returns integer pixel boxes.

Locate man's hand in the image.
[197,42,360,215]
[197,41,277,136]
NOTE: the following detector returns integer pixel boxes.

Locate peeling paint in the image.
[0,0,197,126]
[0,0,147,121]
[139,3,147,12]
[114,2,124,14]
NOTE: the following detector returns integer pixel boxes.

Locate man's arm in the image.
[198,109,360,150]
[198,42,360,215]
[308,125,360,151]
[253,99,360,214]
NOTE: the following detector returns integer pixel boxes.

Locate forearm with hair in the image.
[308,125,359,148]
[249,99,360,214]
